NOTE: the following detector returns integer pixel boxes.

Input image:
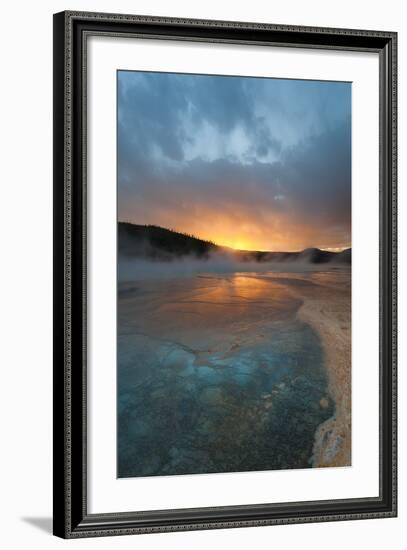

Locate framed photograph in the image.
[53,11,397,538]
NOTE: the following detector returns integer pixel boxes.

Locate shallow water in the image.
[117,272,333,477]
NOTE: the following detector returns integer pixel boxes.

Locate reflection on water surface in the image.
[118,272,333,477]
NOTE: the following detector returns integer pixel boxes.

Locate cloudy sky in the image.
[118,70,351,252]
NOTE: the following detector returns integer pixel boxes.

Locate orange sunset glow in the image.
[123,208,351,253]
[118,71,351,253]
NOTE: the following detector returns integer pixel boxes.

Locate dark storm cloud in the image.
[117,71,351,251]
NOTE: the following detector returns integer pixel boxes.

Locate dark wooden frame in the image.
[53,10,397,538]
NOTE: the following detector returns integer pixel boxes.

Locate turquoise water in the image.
[117,273,333,477]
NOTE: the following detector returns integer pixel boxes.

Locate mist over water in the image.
[118,255,338,282]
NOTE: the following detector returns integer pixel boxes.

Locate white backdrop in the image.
[88,37,379,513]
[0,1,404,549]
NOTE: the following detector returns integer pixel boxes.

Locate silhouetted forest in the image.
[119,223,216,260]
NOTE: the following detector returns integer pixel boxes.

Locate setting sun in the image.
[215,237,261,251]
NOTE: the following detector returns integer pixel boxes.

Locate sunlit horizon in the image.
[120,218,351,253]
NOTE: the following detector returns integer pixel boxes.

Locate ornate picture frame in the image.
[53,11,397,538]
